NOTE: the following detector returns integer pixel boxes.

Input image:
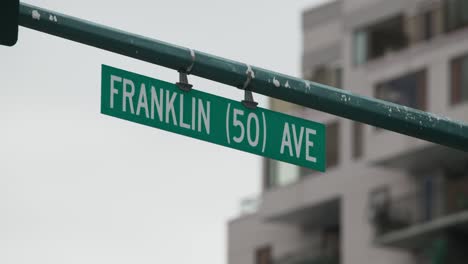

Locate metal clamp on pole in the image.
[176,71,192,92]
[242,90,258,109]
[176,49,196,92]
[240,64,258,109]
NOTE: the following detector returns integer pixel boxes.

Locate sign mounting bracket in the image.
[176,48,196,92]
[240,64,258,109]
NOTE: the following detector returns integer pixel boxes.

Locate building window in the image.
[444,161,468,213]
[368,186,390,235]
[353,30,368,65]
[311,66,329,84]
[375,70,427,110]
[307,65,343,88]
[255,246,272,264]
[409,7,439,44]
[352,122,363,159]
[326,122,340,169]
[353,15,408,65]
[335,67,343,89]
[423,10,434,41]
[321,226,340,259]
[445,0,468,32]
[450,53,468,105]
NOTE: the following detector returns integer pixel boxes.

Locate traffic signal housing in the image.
[0,0,19,46]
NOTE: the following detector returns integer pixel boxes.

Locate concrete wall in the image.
[229,165,419,264]
[346,27,468,162]
[302,1,342,73]
[340,167,416,264]
[303,21,341,57]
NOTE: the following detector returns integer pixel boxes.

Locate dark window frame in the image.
[255,245,272,264]
[444,0,468,33]
[423,10,434,41]
[374,69,428,111]
[352,122,363,160]
[326,122,340,169]
[353,14,408,65]
[450,53,468,105]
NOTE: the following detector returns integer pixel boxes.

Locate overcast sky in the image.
[0,0,326,263]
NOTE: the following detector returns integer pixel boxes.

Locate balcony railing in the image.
[275,244,339,264]
[372,183,468,236]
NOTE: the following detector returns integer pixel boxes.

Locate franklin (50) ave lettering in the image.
[101,65,326,171]
[109,75,210,134]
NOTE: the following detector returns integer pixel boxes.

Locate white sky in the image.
[0,0,327,263]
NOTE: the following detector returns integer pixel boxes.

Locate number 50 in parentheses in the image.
[226,103,231,145]
[226,104,266,152]
[261,112,266,153]
[231,108,260,148]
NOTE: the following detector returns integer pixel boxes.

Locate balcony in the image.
[265,198,340,230]
[353,0,468,67]
[373,141,468,172]
[276,251,339,264]
[371,174,468,249]
[353,15,408,66]
[275,229,340,264]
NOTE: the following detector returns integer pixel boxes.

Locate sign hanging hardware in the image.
[176,71,192,92]
[101,65,327,172]
[242,90,258,109]
[240,64,258,109]
[176,49,196,92]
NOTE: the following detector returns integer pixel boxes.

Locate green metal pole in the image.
[18,3,468,152]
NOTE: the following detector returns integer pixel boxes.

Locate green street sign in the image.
[101,65,326,171]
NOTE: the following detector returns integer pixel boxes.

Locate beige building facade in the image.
[228,0,468,264]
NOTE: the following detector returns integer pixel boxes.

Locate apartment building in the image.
[228,0,468,264]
